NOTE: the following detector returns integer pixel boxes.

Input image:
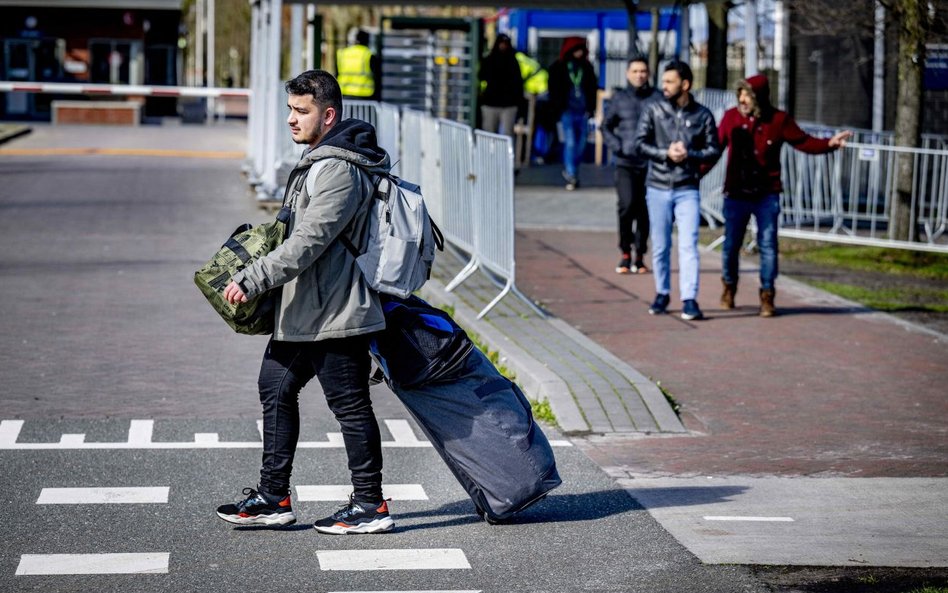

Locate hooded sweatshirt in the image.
[716,74,834,198]
[547,37,599,117]
[233,118,391,341]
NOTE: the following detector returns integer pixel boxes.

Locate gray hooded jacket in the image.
[233,118,391,341]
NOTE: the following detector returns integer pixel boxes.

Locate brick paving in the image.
[514,227,948,478]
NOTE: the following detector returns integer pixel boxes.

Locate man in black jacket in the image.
[601,56,661,274]
[633,60,720,320]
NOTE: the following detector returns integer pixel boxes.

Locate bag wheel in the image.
[475,506,503,525]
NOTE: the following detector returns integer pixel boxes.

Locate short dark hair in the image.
[284,69,343,114]
[355,30,370,46]
[663,60,693,84]
[627,55,648,69]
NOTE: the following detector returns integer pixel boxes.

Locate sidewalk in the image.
[426,162,948,568]
[0,123,31,145]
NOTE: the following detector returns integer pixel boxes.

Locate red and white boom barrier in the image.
[0,81,250,98]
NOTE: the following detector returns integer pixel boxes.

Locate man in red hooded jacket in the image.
[715,74,851,316]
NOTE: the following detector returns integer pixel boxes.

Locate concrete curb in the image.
[546,318,687,433]
[419,280,591,435]
[0,124,32,145]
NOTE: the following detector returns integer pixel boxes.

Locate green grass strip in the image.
[782,242,948,281]
[807,280,948,313]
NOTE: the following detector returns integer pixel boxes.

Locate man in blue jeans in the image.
[633,60,720,320]
[714,74,851,316]
[216,70,394,534]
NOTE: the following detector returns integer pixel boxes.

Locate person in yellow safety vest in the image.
[480,50,548,96]
[516,51,548,96]
[336,30,380,100]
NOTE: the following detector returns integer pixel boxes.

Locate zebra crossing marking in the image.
[128,419,153,444]
[295,484,428,501]
[0,419,24,446]
[703,516,795,522]
[15,553,169,575]
[36,487,169,505]
[316,548,471,571]
[0,418,572,450]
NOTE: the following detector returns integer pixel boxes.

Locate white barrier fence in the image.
[703,142,948,253]
[779,142,948,251]
[0,81,250,99]
[270,101,539,318]
[692,89,948,252]
[437,119,477,283]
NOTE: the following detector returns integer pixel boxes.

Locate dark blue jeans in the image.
[257,335,381,502]
[722,194,781,291]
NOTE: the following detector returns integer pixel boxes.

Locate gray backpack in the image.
[340,174,443,298]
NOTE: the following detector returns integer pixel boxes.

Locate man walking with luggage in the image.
[714,74,851,316]
[601,56,661,274]
[633,60,720,320]
[216,69,395,534]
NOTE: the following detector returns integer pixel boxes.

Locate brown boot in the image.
[720,278,737,309]
[759,289,776,317]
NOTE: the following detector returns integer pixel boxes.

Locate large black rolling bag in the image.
[371,296,562,523]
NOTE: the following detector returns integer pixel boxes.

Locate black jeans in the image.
[616,165,650,260]
[257,335,382,502]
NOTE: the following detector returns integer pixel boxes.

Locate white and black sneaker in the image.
[216,487,296,526]
[313,495,394,534]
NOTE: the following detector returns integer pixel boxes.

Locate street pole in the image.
[745,0,758,77]
[291,5,304,76]
[196,0,205,87]
[872,1,886,132]
[207,0,215,119]
[624,0,639,58]
[305,4,316,71]
[774,0,789,110]
[649,8,660,86]
[679,1,690,63]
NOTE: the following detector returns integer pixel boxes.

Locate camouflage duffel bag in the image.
[193,207,290,335]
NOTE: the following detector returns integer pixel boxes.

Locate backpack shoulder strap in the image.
[338,169,384,259]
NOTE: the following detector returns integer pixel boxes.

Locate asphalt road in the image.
[0,126,770,593]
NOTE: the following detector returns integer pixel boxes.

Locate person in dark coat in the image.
[478,33,524,142]
[601,56,661,274]
[714,74,851,316]
[547,36,598,190]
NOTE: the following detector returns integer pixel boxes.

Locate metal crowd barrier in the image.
[779,142,948,251]
[397,109,425,196]
[470,131,546,319]
[270,101,539,317]
[438,119,478,290]
[377,102,401,177]
[799,122,948,151]
[699,157,728,230]
[419,116,443,240]
[693,88,736,123]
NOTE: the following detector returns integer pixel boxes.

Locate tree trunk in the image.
[890,0,923,242]
[706,1,730,89]
[623,0,640,58]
